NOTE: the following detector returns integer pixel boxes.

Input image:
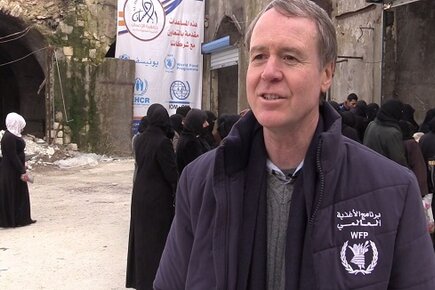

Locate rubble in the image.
[0,130,117,169]
[53,153,113,169]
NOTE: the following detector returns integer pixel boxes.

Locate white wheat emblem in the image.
[341,240,378,275]
[349,241,370,269]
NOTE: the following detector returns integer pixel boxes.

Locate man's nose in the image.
[261,57,283,81]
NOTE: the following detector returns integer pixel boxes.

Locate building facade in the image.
[0,0,433,154]
[202,0,435,123]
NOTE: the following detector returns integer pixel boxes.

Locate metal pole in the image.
[45,47,53,144]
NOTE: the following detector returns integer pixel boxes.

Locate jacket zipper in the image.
[309,138,325,225]
[222,173,230,289]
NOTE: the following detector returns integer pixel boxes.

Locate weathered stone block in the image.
[63,46,74,56]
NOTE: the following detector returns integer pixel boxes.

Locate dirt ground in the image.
[0,158,135,290]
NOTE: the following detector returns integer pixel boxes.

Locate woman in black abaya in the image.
[126,104,178,290]
[0,112,35,227]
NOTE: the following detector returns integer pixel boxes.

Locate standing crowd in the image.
[126,104,241,290]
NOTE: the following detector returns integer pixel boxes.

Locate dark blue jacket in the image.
[155,103,435,289]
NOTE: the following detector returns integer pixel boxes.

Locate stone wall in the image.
[0,0,118,151]
[384,1,435,123]
[331,0,435,123]
[331,0,383,104]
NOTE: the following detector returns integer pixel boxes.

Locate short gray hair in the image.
[245,0,337,68]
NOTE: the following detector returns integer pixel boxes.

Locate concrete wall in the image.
[331,0,383,104]
[95,58,135,156]
[332,0,435,123]
[384,1,435,123]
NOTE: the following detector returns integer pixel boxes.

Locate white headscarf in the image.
[6,112,26,137]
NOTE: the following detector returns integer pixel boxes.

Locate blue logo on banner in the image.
[134,96,151,105]
[134,78,148,95]
[170,81,190,101]
[164,0,184,14]
[120,54,130,60]
[164,55,176,71]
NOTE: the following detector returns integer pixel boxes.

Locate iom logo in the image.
[134,78,148,95]
[164,55,176,71]
[119,54,130,60]
[123,0,166,41]
[170,80,190,101]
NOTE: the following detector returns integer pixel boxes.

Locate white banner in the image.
[116,0,204,131]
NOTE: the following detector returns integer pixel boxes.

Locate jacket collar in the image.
[221,102,343,175]
[318,102,344,174]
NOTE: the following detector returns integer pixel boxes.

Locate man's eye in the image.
[252,54,265,61]
[283,55,296,62]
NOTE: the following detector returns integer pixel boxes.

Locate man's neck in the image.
[263,118,318,170]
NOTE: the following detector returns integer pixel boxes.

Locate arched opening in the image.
[212,16,242,115]
[0,13,48,138]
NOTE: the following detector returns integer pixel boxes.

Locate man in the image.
[338,93,358,112]
[154,0,435,289]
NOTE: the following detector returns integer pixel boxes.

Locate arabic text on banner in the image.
[116,0,205,131]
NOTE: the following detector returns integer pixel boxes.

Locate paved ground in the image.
[0,158,134,290]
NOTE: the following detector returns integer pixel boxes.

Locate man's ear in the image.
[320,62,335,93]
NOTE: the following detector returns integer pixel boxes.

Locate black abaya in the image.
[126,105,178,290]
[0,131,32,227]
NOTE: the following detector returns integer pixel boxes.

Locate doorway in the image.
[0,13,47,137]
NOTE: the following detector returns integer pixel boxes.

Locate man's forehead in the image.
[251,11,318,41]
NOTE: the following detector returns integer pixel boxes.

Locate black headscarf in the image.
[352,100,368,118]
[183,109,208,135]
[398,120,413,140]
[169,114,183,135]
[401,104,419,133]
[205,111,217,131]
[376,99,403,123]
[137,116,149,134]
[341,111,356,127]
[217,114,241,140]
[420,108,435,133]
[147,103,170,131]
[176,105,191,118]
[366,103,380,122]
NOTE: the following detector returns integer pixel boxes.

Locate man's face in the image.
[346,99,357,109]
[246,8,333,133]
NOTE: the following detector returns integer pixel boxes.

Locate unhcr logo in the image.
[134,78,148,95]
[123,0,166,41]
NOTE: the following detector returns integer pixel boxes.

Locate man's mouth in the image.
[262,94,282,100]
